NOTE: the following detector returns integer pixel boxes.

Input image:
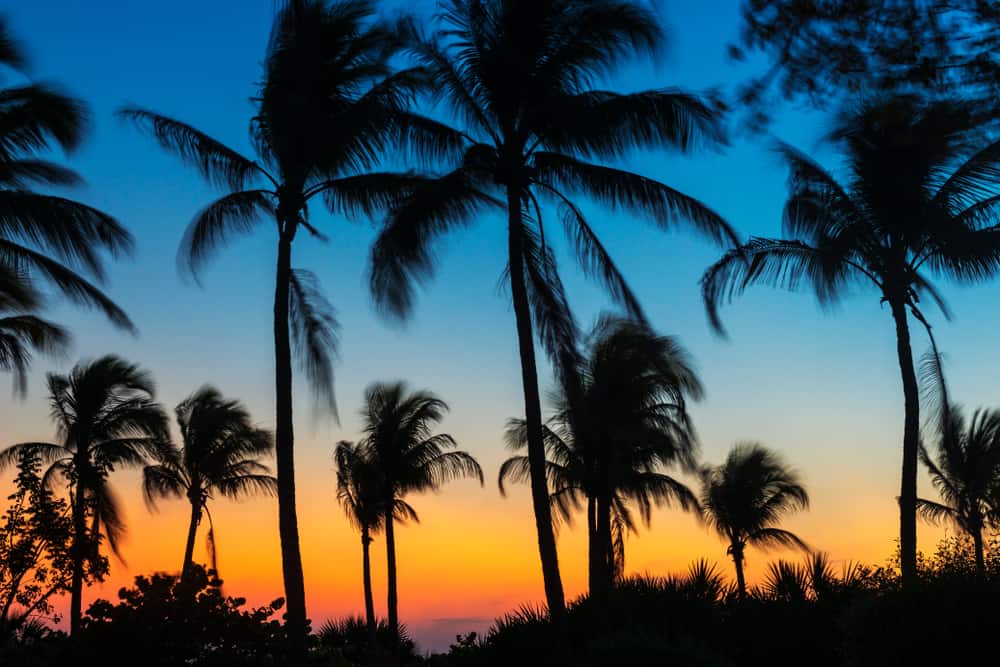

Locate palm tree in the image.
[700,443,809,599]
[700,95,1000,585]
[370,3,734,644]
[500,316,701,600]
[334,440,417,656]
[120,1,432,652]
[142,386,276,582]
[350,381,483,645]
[0,355,169,634]
[0,18,135,382]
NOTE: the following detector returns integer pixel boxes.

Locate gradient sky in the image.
[1,0,993,652]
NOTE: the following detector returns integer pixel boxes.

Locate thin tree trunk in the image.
[587,495,600,597]
[69,482,86,635]
[595,492,613,600]
[973,528,985,579]
[181,500,201,581]
[889,297,920,586]
[506,184,569,662]
[384,504,399,648]
[732,542,747,600]
[362,526,377,655]
[274,229,308,660]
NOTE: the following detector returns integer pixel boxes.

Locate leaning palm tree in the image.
[0,17,135,379]
[350,381,483,645]
[700,443,809,599]
[0,355,169,634]
[500,316,702,600]
[142,386,276,582]
[371,3,734,644]
[701,95,1000,585]
[120,1,430,652]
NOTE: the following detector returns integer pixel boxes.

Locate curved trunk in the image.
[384,504,399,648]
[362,525,377,656]
[732,542,747,600]
[181,500,201,581]
[506,183,569,662]
[69,482,87,635]
[274,229,307,659]
[889,297,919,586]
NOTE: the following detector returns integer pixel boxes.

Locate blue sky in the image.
[3,0,998,650]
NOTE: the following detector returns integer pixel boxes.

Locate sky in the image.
[2,0,996,653]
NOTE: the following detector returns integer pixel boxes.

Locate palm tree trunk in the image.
[181,500,201,581]
[889,297,920,586]
[384,504,399,647]
[973,528,985,578]
[731,542,747,600]
[69,483,86,635]
[587,495,600,596]
[274,229,308,659]
[506,183,569,661]
[595,492,613,599]
[362,526,377,652]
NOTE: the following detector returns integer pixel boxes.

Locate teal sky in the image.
[3,0,998,650]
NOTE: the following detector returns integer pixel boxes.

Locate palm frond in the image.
[118,107,263,190]
[178,190,274,278]
[288,268,339,418]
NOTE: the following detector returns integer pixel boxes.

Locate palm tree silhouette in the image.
[0,355,169,634]
[0,18,135,383]
[370,3,734,645]
[347,381,483,645]
[701,95,1000,585]
[700,443,809,599]
[120,1,431,651]
[500,316,701,600]
[334,440,417,656]
[916,348,1000,577]
[142,386,276,582]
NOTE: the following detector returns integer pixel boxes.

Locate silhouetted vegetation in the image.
[5,0,1000,665]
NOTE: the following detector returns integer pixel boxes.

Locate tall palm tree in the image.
[370,3,734,645]
[0,355,169,634]
[120,1,432,653]
[700,95,1000,584]
[0,18,135,383]
[142,386,276,582]
[700,443,809,599]
[500,316,701,600]
[350,381,483,645]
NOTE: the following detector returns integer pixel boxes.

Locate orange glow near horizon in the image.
[20,452,950,651]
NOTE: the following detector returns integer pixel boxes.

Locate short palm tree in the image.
[334,440,417,653]
[370,2,734,642]
[500,317,702,600]
[701,95,1000,584]
[142,386,276,582]
[0,18,134,382]
[120,1,431,651]
[0,355,169,634]
[700,443,809,599]
[350,381,483,644]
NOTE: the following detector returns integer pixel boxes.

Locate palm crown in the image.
[701,443,809,597]
[500,316,702,590]
[0,18,134,391]
[142,387,275,576]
